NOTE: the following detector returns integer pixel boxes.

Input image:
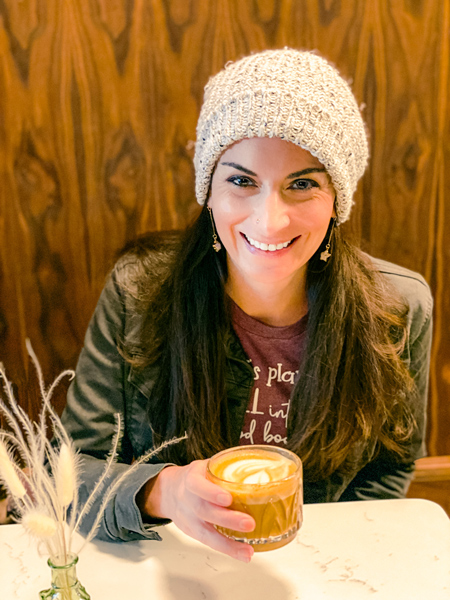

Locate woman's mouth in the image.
[242,233,298,252]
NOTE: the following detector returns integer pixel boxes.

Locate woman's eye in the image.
[228,175,255,188]
[289,179,319,191]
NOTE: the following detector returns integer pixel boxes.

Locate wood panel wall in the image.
[0,1,449,463]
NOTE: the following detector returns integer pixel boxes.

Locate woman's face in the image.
[208,137,336,288]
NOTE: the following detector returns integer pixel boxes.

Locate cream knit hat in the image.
[194,48,369,224]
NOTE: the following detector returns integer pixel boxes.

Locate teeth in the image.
[246,235,292,251]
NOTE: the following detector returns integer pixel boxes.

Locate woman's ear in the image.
[332,198,337,219]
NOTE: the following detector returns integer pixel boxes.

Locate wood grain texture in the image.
[411,456,450,483]
[0,1,449,463]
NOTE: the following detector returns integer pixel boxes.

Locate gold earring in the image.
[208,207,222,252]
[320,218,336,262]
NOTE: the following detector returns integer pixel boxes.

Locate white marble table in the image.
[1,498,449,599]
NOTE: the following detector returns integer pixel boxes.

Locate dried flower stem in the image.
[78,430,188,552]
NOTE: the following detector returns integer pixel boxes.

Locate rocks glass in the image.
[207,445,303,551]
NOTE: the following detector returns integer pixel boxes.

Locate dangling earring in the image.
[320,217,337,262]
[208,207,222,252]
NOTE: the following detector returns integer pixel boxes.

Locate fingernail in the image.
[217,493,230,505]
[239,519,254,531]
[238,549,252,563]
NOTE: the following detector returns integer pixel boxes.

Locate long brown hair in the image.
[121,205,415,479]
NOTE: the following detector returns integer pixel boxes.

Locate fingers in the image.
[182,461,256,532]
[196,497,255,531]
[175,510,254,562]
[156,459,256,562]
[194,521,254,563]
[184,461,233,507]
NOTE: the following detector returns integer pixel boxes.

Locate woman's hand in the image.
[136,460,255,562]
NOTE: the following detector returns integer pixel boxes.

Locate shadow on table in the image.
[91,527,294,599]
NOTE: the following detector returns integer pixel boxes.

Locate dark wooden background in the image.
[0,1,449,492]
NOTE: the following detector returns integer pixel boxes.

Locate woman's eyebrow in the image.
[287,168,327,179]
[220,162,257,176]
[220,162,326,179]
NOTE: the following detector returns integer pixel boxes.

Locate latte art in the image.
[222,458,291,484]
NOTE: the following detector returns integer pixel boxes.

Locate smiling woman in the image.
[60,49,433,564]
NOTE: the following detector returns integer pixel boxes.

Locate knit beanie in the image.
[194,48,369,224]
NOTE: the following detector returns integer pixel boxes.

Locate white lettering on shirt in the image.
[263,420,288,445]
[246,387,264,415]
[240,418,256,444]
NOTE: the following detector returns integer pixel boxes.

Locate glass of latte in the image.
[206,445,303,551]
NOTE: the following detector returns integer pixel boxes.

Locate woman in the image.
[62,49,433,563]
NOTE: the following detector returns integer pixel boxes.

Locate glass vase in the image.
[39,554,90,600]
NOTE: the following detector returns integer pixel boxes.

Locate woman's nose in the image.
[256,190,290,232]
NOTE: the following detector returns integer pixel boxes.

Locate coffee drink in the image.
[207,445,302,551]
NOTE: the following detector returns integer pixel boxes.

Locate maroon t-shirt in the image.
[230,299,307,448]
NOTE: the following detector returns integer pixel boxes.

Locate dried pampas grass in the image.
[0,340,186,563]
[22,509,58,539]
[0,440,27,499]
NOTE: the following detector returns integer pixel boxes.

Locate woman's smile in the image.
[241,232,299,253]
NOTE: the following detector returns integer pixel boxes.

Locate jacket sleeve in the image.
[62,262,170,542]
[339,275,433,501]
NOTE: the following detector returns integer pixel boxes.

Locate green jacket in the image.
[62,243,433,543]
